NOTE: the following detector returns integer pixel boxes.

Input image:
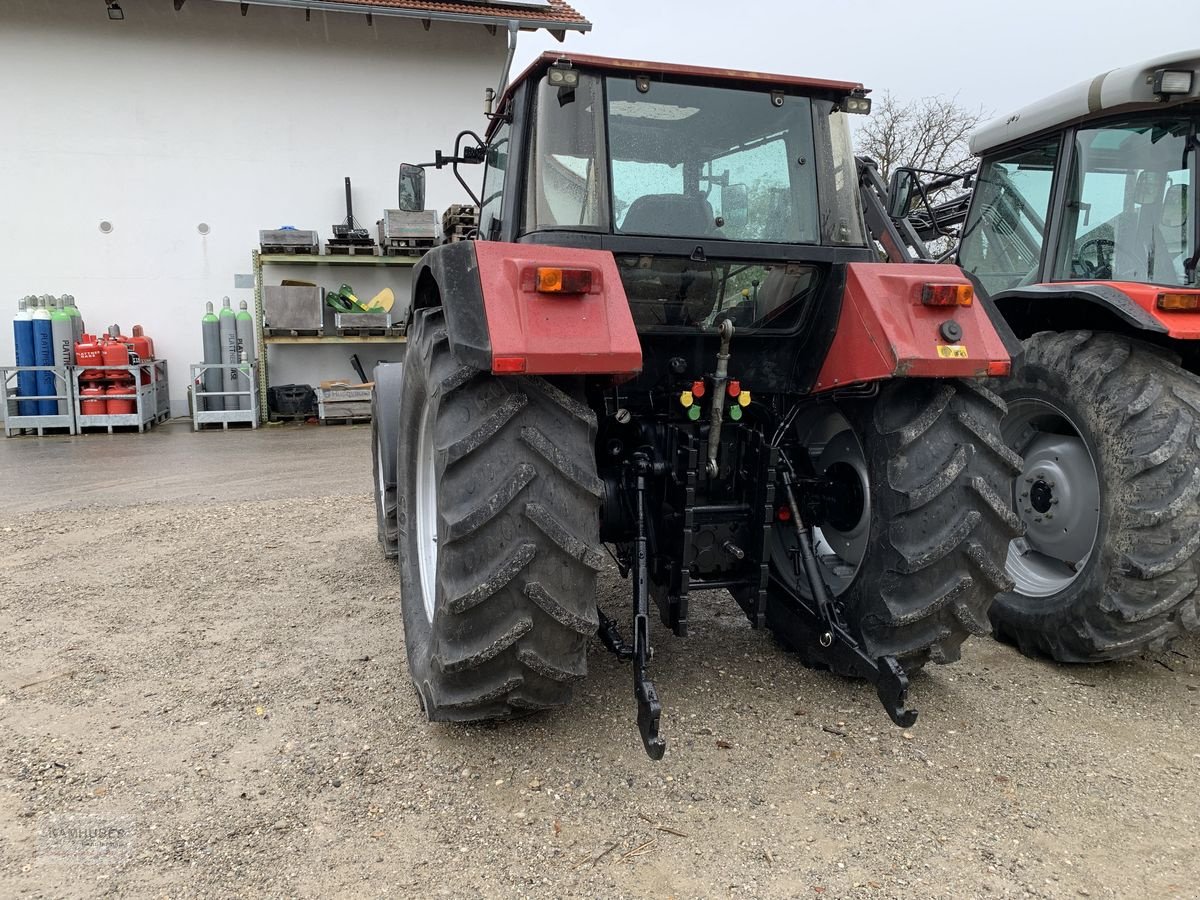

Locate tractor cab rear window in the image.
[521,69,854,248]
[606,78,819,244]
[616,256,820,331]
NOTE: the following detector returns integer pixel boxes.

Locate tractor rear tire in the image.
[991,331,1200,662]
[372,363,403,558]
[767,378,1023,671]
[396,308,604,721]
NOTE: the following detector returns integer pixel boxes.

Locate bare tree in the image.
[857,92,986,182]
[857,92,987,257]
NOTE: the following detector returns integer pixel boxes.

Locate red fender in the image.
[814,263,1011,392]
[473,242,642,376]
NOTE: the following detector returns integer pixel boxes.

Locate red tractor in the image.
[373,54,1020,757]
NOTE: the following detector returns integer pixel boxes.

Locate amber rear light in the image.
[922,283,974,307]
[1156,292,1200,311]
[536,267,593,294]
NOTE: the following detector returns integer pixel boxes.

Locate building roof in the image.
[971,49,1200,155]
[219,0,591,35]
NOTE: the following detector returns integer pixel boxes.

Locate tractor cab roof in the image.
[971,49,1200,155]
[505,51,866,103]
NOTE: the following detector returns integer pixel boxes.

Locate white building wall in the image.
[0,0,505,415]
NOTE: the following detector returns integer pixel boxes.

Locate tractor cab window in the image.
[1051,117,1195,286]
[606,77,820,244]
[959,140,1057,294]
[479,120,511,241]
[523,73,607,232]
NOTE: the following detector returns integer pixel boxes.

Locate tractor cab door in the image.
[958,138,1058,295]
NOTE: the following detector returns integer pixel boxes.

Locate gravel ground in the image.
[1,423,1199,899]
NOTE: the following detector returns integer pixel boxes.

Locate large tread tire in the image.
[991,331,1200,662]
[396,308,603,721]
[372,363,403,558]
[767,378,1023,671]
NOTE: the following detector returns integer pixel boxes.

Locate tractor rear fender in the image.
[410,240,642,376]
[813,263,1012,392]
[991,282,1200,340]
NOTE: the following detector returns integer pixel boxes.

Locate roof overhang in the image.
[208,0,591,37]
[972,49,1200,156]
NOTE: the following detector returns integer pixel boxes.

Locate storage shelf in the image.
[259,254,420,267]
[265,335,407,345]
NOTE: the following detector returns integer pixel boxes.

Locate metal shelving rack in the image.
[252,250,413,423]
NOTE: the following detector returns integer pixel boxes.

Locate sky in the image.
[515,0,1195,124]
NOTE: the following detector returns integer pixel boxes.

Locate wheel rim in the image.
[771,410,871,598]
[1002,396,1101,598]
[415,396,439,622]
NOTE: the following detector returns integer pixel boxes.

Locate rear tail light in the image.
[987,360,1012,377]
[492,356,527,373]
[536,267,593,294]
[1156,291,1200,311]
[922,283,974,307]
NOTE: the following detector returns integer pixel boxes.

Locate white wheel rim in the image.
[1002,397,1101,599]
[415,397,439,622]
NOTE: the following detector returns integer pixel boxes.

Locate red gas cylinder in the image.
[80,384,108,415]
[129,326,153,384]
[131,325,155,360]
[100,337,133,383]
[75,334,106,383]
[106,383,136,415]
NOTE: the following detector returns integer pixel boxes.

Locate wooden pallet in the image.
[324,243,380,256]
[260,244,319,255]
[264,328,322,338]
[444,225,478,239]
[319,414,372,426]
[334,326,390,337]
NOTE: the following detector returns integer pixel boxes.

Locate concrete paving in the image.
[0,419,371,515]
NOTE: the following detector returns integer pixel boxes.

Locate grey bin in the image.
[263,285,324,333]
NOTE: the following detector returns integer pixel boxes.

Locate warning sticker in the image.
[937,344,969,359]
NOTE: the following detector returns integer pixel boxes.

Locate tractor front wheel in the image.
[396,308,605,720]
[991,331,1200,661]
[767,378,1023,671]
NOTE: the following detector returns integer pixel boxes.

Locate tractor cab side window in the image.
[523,73,607,233]
[958,140,1057,295]
[1051,118,1194,286]
[479,120,511,241]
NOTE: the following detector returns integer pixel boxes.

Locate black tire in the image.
[371,363,403,558]
[991,331,1200,662]
[767,378,1023,671]
[396,308,604,721]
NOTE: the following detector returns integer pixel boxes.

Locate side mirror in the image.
[887,168,919,219]
[398,163,426,212]
[722,183,750,232]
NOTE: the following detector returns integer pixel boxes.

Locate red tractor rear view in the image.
[374,54,1020,757]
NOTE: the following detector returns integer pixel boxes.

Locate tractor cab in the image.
[958,54,1199,304]
[406,54,875,340]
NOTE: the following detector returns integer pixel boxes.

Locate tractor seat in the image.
[620,194,716,238]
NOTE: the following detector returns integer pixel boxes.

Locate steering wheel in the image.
[1074,238,1115,279]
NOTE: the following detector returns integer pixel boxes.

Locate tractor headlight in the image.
[1153,69,1194,96]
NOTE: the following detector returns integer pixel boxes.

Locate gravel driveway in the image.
[1,423,1197,898]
